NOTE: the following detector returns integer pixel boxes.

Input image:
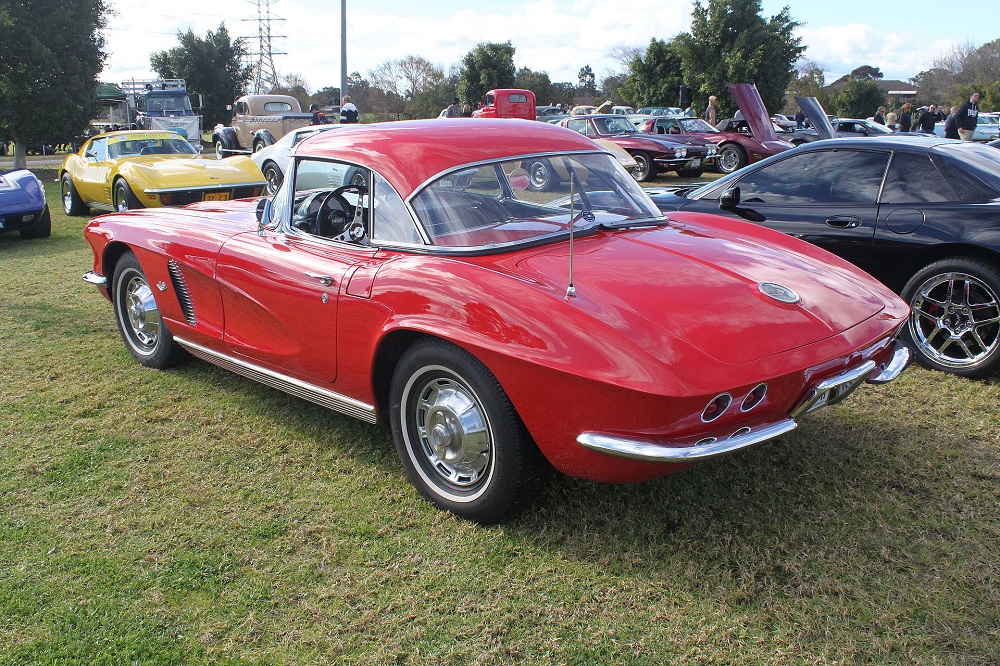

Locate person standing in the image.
[944,106,961,139]
[885,109,899,130]
[794,109,806,128]
[898,103,913,132]
[444,98,462,118]
[873,106,886,126]
[309,103,326,125]
[703,95,718,126]
[956,92,980,141]
[339,95,359,124]
[914,104,940,134]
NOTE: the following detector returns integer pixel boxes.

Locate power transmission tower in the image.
[243,0,286,94]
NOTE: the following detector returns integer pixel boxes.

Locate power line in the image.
[242,0,286,94]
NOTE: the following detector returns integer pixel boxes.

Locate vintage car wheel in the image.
[901,257,1000,378]
[112,251,187,369]
[390,339,540,524]
[215,141,226,160]
[19,206,51,239]
[61,174,87,216]
[252,140,265,153]
[526,159,555,191]
[629,151,654,182]
[113,179,143,212]
[262,162,283,195]
[716,143,748,174]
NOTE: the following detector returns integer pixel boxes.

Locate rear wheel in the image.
[526,158,556,191]
[900,257,1000,378]
[389,339,542,524]
[215,141,226,160]
[716,143,748,174]
[111,251,187,369]
[114,179,143,212]
[61,173,87,216]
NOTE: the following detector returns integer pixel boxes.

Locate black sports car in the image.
[650,135,1000,378]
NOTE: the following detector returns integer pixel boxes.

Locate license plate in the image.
[203,192,230,202]
[687,159,701,168]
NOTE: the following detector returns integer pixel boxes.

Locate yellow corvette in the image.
[60,130,266,215]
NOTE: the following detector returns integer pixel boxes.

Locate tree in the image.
[150,23,252,128]
[599,72,628,104]
[618,38,685,109]
[783,58,828,113]
[849,65,883,80]
[577,65,597,99]
[407,69,460,119]
[269,73,310,110]
[674,0,804,119]
[833,78,884,118]
[370,56,443,102]
[0,0,108,168]
[457,41,516,106]
[514,67,554,105]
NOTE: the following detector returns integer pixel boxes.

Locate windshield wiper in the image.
[599,216,671,230]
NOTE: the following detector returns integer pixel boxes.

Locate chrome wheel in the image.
[114,181,132,211]
[118,268,162,353]
[404,366,493,493]
[263,163,282,195]
[215,141,225,160]
[527,160,552,190]
[716,144,747,174]
[631,152,653,181]
[62,179,73,213]
[389,339,541,523]
[908,271,1000,372]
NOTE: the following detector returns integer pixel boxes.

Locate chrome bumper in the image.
[82,271,107,287]
[578,340,913,464]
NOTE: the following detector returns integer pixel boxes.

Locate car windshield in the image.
[678,117,718,133]
[107,135,197,157]
[410,153,664,248]
[144,94,193,114]
[594,117,638,135]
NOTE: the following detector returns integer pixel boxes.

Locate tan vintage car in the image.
[211,94,312,159]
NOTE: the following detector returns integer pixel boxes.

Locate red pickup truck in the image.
[472,89,536,120]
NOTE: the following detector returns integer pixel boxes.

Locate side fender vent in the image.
[167,259,197,326]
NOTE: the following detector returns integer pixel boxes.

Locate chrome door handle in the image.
[306,272,334,286]
[825,215,862,229]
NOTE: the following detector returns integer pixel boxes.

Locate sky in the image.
[101,0,997,94]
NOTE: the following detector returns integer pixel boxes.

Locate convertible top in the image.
[295,119,603,199]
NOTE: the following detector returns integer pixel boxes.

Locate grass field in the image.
[1,172,997,664]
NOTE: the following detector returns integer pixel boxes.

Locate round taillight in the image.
[741,383,768,412]
[701,393,732,422]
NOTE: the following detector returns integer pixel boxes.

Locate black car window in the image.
[732,149,888,205]
[882,152,957,203]
[929,147,1000,202]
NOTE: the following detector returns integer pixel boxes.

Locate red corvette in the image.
[83,120,912,523]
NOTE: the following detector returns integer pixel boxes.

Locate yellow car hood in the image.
[123,156,262,188]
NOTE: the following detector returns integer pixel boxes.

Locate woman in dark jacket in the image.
[898,103,913,132]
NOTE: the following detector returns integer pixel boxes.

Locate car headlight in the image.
[707,145,717,156]
[675,147,688,158]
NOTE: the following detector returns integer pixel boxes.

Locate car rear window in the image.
[881,152,958,203]
[929,145,1000,202]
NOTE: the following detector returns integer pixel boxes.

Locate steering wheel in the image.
[319,184,369,243]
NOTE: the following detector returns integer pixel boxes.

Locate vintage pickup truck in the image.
[471,89,537,121]
[212,94,312,159]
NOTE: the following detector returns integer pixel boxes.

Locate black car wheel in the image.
[19,206,51,239]
[630,151,654,182]
[61,173,87,216]
[112,251,186,369]
[716,143,748,174]
[389,339,542,524]
[262,162,283,195]
[901,257,1000,378]
[114,179,143,212]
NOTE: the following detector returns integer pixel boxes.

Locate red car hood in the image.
[514,222,887,365]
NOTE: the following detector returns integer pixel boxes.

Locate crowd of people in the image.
[872,92,983,139]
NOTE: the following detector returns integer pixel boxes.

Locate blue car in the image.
[0,169,50,238]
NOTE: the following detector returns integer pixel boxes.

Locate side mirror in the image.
[719,187,741,210]
[255,197,271,235]
[85,150,98,161]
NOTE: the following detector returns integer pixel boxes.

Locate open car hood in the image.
[794,96,836,140]
[726,83,779,143]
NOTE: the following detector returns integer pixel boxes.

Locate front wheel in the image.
[900,257,1000,378]
[20,206,51,238]
[61,173,87,216]
[525,159,556,191]
[215,141,226,160]
[112,251,187,369]
[389,339,542,524]
[716,143,748,174]
[114,179,143,212]
[629,151,654,182]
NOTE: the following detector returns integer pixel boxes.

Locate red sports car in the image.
[557,114,718,180]
[638,114,794,175]
[83,119,912,524]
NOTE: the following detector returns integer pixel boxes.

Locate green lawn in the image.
[0,173,996,664]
